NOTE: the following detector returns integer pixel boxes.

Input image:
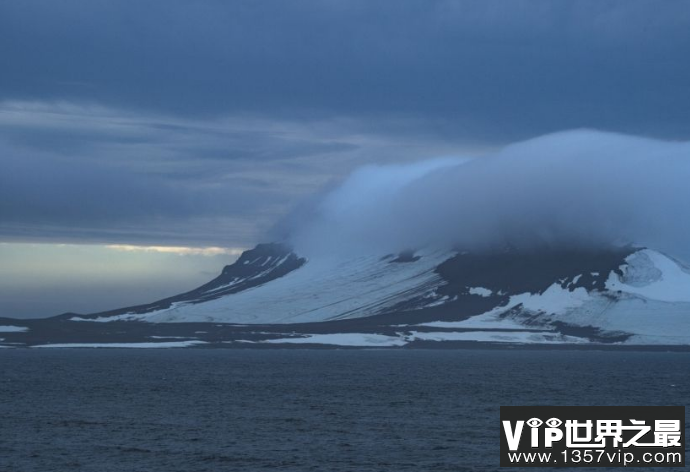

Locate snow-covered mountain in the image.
[2,243,690,348]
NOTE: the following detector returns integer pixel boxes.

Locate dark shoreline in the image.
[3,342,690,352]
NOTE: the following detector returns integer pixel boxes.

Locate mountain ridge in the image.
[2,243,690,348]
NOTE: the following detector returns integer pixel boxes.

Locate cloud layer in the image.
[0,101,470,246]
[2,1,690,248]
[285,130,690,259]
[2,1,690,140]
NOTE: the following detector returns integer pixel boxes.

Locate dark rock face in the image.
[379,246,636,322]
[435,246,635,297]
[196,243,306,298]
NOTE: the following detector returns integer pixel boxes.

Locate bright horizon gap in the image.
[0,242,245,318]
[105,244,245,256]
[0,241,246,257]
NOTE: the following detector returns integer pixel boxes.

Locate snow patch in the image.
[469,287,493,297]
[204,277,242,293]
[418,284,590,330]
[518,284,592,313]
[148,336,196,340]
[263,333,407,347]
[0,326,28,333]
[32,341,208,349]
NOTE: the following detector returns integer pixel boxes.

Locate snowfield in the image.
[90,248,454,324]
[605,250,690,303]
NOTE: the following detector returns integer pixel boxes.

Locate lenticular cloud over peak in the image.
[285,130,690,258]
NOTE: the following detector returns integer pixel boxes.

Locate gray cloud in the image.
[285,130,690,260]
[1,1,689,140]
[2,1,690,248]
[0,103,336,245]
[0,102,468,246]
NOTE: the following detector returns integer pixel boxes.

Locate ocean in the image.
[0,349,687,471]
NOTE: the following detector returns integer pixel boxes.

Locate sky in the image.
[1,0,689,318]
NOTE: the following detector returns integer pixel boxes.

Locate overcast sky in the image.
[2,0,689,317]
[2,0,690,247]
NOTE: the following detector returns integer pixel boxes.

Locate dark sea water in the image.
[0,349,688,472]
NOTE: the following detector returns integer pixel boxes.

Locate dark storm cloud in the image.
[0,102,356,163]
[2,0,690,139]
[0,103,357,246]
[0,137,277,244]
[1,0,690,246]
[0,100,462,245]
